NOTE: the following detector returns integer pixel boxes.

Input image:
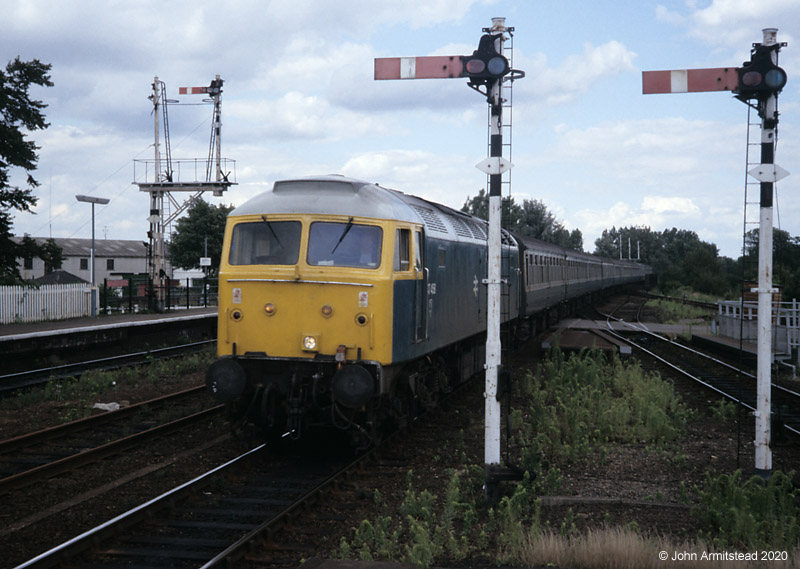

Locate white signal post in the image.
[375,17,522,499]
[644,29,788,476]
[480,19,509,481]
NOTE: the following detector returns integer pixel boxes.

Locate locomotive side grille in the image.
[465,219,487,240]
[447,214,474,239]
[411,205,448,233]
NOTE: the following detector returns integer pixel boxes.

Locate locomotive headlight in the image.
[264,302,276,316]
[321,305,333,317]
[302,335,318,351]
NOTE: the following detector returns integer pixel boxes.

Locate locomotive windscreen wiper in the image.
[261,215,284,249]
[330,217,354,254]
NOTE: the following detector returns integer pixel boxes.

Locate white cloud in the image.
[517,41,637,107]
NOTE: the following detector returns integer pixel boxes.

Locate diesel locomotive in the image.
[206,175,650,446]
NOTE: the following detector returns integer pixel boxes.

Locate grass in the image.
[334,348,800,568]
[646,298,709,324]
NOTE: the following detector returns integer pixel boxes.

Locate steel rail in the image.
[0,385,205,454]
[0,404,223,495]
[0,340,215,395]
[602,306,800,438]
[12,444,266,569]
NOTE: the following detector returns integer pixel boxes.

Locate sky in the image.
[3,0,800,260]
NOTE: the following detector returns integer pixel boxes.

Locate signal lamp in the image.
[735,44,787,100]
[321,305,333,317]
[464,33,510,85]
[264,303,276,316]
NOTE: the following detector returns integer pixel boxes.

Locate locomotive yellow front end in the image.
[206,176,420,444]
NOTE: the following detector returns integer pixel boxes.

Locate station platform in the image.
[0,307,216,342]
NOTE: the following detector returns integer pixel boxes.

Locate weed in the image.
[709,398,739,422]
[696,469,800,550]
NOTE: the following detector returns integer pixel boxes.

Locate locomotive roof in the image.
[231,175,419,223]
[230,175,502,245]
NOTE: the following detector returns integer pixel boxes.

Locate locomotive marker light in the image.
[643,28,788,477]
[375,17,524,500]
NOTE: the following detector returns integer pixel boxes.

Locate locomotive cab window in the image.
[308,221,383,269]
[394,228,410,271]
[229,220,302,265]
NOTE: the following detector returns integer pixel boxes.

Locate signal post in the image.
[375,17,523,499]
[643,29,788,476]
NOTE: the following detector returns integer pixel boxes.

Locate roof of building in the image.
[13,237,147,258]
[32,270,89,285]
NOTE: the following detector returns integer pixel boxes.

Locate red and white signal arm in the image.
[375,56,466,80]
[179,86,209,95]
[642,67,738,94]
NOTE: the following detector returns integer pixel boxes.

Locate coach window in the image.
[394,228,410,271]
[229,220,302,265]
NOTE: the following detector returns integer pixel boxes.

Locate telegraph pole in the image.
[643,29,788,476]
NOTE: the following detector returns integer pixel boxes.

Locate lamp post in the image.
[75,194,110,317]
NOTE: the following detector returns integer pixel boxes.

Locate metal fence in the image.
[101,277,218,314]
[0,283,90,324]
[717,299,800,362]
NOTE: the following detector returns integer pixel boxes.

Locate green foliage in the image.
[511,349,691,486]
[696,470,800,550]
[462,189,583,251]
[646,298,707,324]
[594,226,735,296]
[338,469,482,568]
[0,57,53,283]
[743,228,800,300]
[167,198,234,275]
[709,398,739,422]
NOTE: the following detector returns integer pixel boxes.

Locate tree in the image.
[0,57,53,283]
[39,237,63,274]
[461,190,583,251]
[594,225,734,296]
[168,198,233,276]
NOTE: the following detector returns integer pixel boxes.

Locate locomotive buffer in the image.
[376,17,525,498]
[643,29,789,477]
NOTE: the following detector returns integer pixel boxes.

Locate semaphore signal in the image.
[643,28,789,478]
[375,17,524,501]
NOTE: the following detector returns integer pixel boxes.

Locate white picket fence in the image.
[0,283,91,324]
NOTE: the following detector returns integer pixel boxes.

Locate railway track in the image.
[600,298,800,437]
[12,374,481,569]
[0,386,223,495]
[0,340,216,395]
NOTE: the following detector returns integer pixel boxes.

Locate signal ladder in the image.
[486,28,517,351]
